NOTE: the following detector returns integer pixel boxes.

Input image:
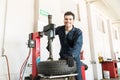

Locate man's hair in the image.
[64,11,75,20]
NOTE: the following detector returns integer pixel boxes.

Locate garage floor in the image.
[101,76,120,80]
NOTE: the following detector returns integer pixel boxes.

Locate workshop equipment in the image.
[25,15,55,80]
[43,15,55,60]
[25,15,77,80]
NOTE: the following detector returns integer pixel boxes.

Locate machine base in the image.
[24,73,77,80]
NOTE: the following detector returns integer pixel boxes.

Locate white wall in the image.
[75,0,94,80]
[0,0,34,79]
[110,26,120,60]
[87,2,120,79]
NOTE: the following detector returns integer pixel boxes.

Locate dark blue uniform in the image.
[56,25,83,80]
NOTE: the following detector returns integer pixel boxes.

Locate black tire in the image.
[37,60,77,76]
[24,76,31,80]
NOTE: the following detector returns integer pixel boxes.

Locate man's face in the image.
[64,15,74,31]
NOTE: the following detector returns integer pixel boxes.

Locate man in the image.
[55,11,83,80]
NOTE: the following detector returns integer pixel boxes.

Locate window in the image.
[96,15,105,33]
[113,28,118,40]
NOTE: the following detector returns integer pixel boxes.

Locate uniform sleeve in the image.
[70,31,83,58]
[55,26,59,35]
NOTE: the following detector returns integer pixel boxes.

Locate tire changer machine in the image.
[25,15,85,80]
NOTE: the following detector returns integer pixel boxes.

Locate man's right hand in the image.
[66,56,74,67]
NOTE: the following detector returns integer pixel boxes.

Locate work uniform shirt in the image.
[55,25,83,59]
[56,25,83,80]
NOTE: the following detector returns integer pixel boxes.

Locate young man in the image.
[55,11,83,80]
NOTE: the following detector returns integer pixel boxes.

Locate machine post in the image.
[47,15,54,61]
[32,32,41,80]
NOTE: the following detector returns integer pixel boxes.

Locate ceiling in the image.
[102,0,120,21]
[102,0,120,27]
[87,0,120,27]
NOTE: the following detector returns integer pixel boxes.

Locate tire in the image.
[24,76,31,80]
[37,60,77,76]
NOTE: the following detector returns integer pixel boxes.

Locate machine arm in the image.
[43,15,55,60]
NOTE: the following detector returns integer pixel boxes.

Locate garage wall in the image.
[87,2,120,79]
[0,0,34,79]
[90,9,110,79]
[110,26,120,60]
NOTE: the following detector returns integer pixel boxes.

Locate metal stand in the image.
[38,73,77,80]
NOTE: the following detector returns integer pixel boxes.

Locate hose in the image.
[19,49,31,80]
[2,55,11,80]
